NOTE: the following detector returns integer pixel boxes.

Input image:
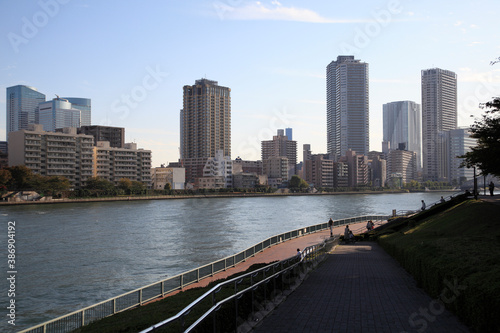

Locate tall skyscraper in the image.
[6,85,46,139]
[327,56,369,160]
[63,97,91,126]
[383,101,422,170]
[38,97,82,132]
[421,68,457,181]
[180,79,231,160]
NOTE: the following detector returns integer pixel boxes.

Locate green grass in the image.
[375,199,500,332]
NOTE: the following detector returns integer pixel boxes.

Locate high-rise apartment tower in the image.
[180,79,231,160]
[421,68,457,181]
[327,56,369,160]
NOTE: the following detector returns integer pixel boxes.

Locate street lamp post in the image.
[473,166,478,199]
[484,174,487,196]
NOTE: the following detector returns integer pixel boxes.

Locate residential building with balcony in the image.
[261,129,297,179]
[93,141,151,186]
[78,125,124,148]
[263,156,289,188]
[8,124,94,188]
[304,154,334,188]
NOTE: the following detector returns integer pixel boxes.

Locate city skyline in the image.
[1,1,499,167]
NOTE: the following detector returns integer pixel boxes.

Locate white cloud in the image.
[467,41,483,46]
[1,65,16,71]
[218,2,362,23]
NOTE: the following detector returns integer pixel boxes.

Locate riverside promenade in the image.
[252,242,470,333]
[167,220,469,332]
[152,220,469,332]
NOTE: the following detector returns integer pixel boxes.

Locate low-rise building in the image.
[93,141,151,186]
[233,173,259,189]
[151,167,185,190]
[263,156,288,187]
[201,150,233,188]
[8,124,151,188]
[304,154,334,188]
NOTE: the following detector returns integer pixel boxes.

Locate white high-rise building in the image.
[38,97,81,132]
[327,56,369,160]
[383,101,422,170]
[421,68,457,181]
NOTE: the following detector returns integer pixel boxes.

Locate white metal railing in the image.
[395,192,463,216]
[20,215,388,333]
[140,236,338,333]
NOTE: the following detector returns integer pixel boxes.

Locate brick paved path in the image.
[253,243,470,333]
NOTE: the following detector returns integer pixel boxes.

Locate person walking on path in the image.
[490,181,495,196]
[328,218,334,237]
[421,200,426,211]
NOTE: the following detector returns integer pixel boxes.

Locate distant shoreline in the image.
[0,189,422,206]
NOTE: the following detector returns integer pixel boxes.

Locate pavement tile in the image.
[252,242,470,333]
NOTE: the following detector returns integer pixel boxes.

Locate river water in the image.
[0,191,457,332]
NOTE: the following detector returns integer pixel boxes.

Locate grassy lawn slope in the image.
[377,199,500,332]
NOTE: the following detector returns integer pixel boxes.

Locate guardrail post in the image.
[81,310,85,327]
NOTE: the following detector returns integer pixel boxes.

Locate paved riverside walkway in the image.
[151,221,374,300]
[252,242,470,333]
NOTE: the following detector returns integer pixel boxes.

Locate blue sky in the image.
[1,0,499,167]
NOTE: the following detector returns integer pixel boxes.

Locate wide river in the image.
[0,191,457,332]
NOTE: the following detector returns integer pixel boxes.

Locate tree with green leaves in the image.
[7,165,33,190]
[0,169,12,191]
[130,181,146,194]
[84,177,116,196]
[164,182,171,191]
[118,178,133,194]
[461,97,500,177]
[288,175,309,191]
